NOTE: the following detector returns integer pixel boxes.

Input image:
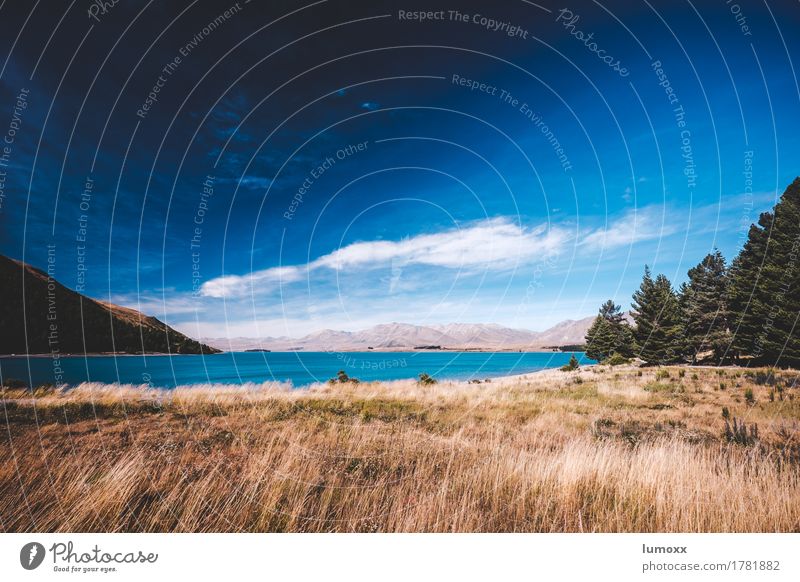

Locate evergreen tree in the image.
[679,250,731,364]
[729,178,800,366]
[560,353,580,371]
[631,267,685,364]
[584,300,634,361]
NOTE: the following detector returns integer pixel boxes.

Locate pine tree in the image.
[729,178,800,366]
[584,300,634,362]
[679,250,731,364]
[631,267,685,364]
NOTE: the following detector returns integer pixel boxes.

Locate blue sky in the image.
[0,0,798,338]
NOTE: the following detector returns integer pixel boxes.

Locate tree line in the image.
[585,177,800,367]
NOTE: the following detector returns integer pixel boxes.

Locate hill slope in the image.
[0,254,219,355]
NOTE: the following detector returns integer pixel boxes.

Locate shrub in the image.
[745,388,755,405]
[560,354,580,372]
[678,369,686,378]
[329,370,360,384]
[418,373,437,386]
[721,406,730,420]
[724,417,758,445]
[655,369,670,380]
[602,353,629,366]
[753,369,777,386]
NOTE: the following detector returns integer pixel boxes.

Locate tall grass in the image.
[1,367,799,532]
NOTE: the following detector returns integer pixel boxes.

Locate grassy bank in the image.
[1,366,799,532]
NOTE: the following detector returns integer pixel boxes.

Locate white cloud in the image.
[198,265,306,299]
[200,217,570,298]
[580,207,675,250]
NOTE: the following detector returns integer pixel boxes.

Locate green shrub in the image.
[745,388,755,405]
[328,370,360,384]
[418,372,437,385]
[678,369,686,378]
[655,369,670,380]
[560,354,580,372]
[602,353,629,366]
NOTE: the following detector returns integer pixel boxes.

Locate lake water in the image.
[0,351,593,389]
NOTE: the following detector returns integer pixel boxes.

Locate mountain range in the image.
[0,254,219,355]
[202,318,594,352]
[0,253,594,355]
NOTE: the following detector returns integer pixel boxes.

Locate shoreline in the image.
[3,362,775,392]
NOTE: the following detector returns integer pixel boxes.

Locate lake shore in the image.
[2,364,798,533]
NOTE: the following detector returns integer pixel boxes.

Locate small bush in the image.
[745,388,755,405]
[678,369,686,378]
[691,373,699,380]
[636,370,643,377]
[721,406,730,420]
[329,370,360,384]
[418,373,437,386]
[655,369,670,381]
[724,417,758,445]
[753,369,777,386]
[602,353,629,366]
[560,354,580,372]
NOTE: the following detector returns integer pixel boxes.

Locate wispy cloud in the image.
[580,206,675,250]
[200,217,569,298]
[200,266,307,299]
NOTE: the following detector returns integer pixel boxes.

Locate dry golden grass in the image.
[1,365,799,532]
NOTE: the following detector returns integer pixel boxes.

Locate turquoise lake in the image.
[0,351,593,388]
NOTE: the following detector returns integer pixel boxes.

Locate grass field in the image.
[1,365,799,532]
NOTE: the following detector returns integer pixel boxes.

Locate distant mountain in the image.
[528,317,598,347]
[0,255,219,355]
[202,317,595,352]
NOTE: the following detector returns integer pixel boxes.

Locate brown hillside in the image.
[0,254,219,355]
